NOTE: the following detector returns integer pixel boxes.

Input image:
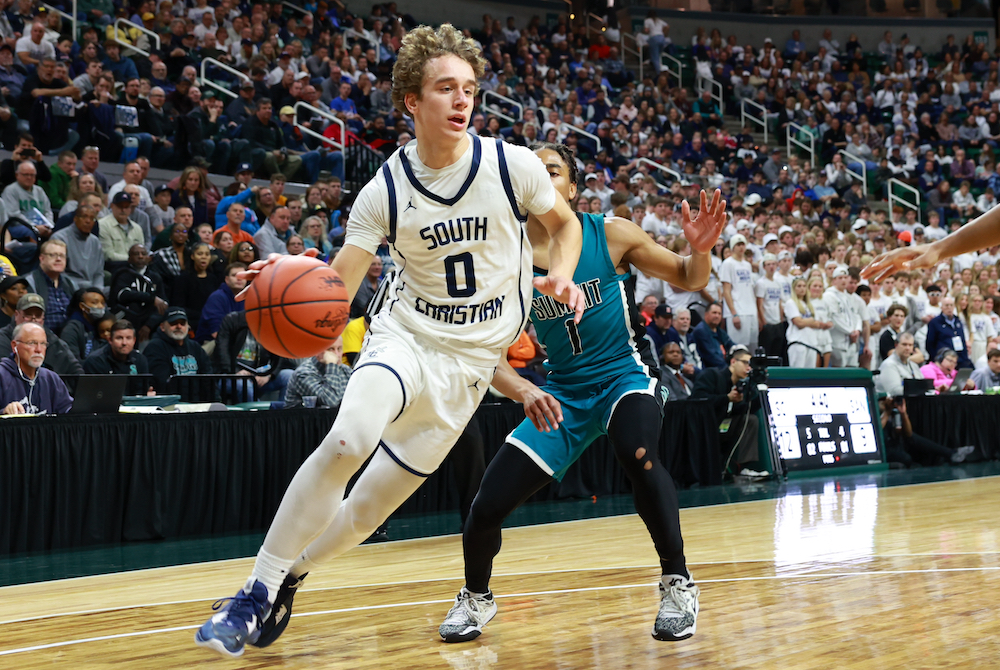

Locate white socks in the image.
[251,548,296,602]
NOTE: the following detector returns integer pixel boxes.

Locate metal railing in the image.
[888,178,921,217]
[293,101,346,151]
[586,12,606,35]
[557,0,574,20]
[112,18,160,58]
[199,57,250,100]
[559,122,602,151]
[695,75,723,114]
[482,90,522,124]
[343,27,381,63]
[345,140,384,192]
[282,1,309,15]
[43,1,76,44]
[620,32,643,84]
[661,53,684,86]
[787,122,815,168]
[636,157,686,186]
[741,98,768,145]
[840,149,868,198]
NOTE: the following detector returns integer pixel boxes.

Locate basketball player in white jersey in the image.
[195,24,586,658]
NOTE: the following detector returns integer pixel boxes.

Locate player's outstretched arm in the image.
[532,196,585,323]
[329,244,377,303]
[862,205,1000,282]
[492,355,562,432]
[608,189,726,291]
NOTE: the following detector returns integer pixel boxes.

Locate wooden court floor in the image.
[1,476,999,669]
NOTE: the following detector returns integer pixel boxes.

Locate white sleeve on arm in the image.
[343,175,389,254]
[506,144,557,216]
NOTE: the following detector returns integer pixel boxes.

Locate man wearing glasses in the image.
[99,192,145,273]
[0,321,73,415]
[25,239,77,332]
[691,344,761,478]
[0,293,82,376]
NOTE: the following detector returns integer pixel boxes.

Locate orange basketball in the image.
[244,255,350,359]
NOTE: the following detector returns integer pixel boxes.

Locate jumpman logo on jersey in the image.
[468,379,482,390]
[404,198,417,212]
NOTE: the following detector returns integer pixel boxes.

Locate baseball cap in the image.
[585,173,597,182]
[235,162,253,174]
[154,184,173,196]
[762,233,778,246]
[141,11,155,20]
[777,250,793,261]
[832,267,849,278]
[851,219,867,230]
[654,304,673,319]
[279,105,295,116]
[16,293,44,312]
[778,225,794,235]
[629,173,645,184]
[0,275,28,293]
[164,307,188,323]
[0,44,12,54]
[825,259,839,269]
[926,284,943,293]
[744,193,762,206]
[914,225,925,234]
[240,80,255,89]
[742,70,751,76]
[278,51,291,58]
[111,192,133,206]
[735,218,752,230]
[729,233,747,249]
[762,253,778,262]
[898,231,912,242]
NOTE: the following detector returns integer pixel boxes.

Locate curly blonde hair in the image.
[391,24,486,119]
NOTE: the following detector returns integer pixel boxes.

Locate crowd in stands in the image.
[0,0,997,462]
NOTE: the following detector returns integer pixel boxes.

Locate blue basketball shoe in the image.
[194,579,271,657]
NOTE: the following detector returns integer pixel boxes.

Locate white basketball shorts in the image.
[351,312,500,476]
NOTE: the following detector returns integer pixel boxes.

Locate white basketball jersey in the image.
[346,135,556,351]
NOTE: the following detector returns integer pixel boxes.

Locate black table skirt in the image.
[0,401,723,555]
[905,395,1000,461]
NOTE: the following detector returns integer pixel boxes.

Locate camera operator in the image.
[692,344,761,476]
[878,395,974,467]
[0,133,51,189]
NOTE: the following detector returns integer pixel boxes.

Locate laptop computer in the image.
[902,378,933,396]
[69,375,128,414]
[943,368,973,394]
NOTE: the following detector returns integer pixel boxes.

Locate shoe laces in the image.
[212,585,268,626]
[660,579,698,618]
[445,589,492,623]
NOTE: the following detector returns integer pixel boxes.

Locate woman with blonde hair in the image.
[784,277,830,368]
[59,173,105,218]
[808,275,833,367]
[968,293,997,363]
[299,215,332,257]
[172,166,209,225]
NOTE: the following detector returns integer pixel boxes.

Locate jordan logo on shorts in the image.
[405,198,417,212]
[468,379,482,390]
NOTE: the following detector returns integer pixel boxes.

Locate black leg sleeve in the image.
[463,443,553,594]
[448,419,486,526]
[607,393,688,578]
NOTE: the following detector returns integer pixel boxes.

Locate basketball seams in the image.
[244,257,349,358]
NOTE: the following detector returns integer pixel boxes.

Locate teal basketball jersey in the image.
[529,212,658,386]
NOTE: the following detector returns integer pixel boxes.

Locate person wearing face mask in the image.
[283,336,352,409]
[0,322,73,415]
[108,243,168,343]
[59,287,107,361]
[143,306,212,393]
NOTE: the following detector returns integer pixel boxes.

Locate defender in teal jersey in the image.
[439,143,727,645]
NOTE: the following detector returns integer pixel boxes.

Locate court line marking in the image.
[4,550,1000,626]
[2,565,1000,657]
[8,473,997,591]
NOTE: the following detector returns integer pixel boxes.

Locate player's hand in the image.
[681,188,727,254]
[3,401,25,415]
[533,275,585,323]
[521,385,562,432]
[861,243,941,283]
[235,248,320,301]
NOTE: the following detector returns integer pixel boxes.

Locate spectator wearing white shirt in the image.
[755,253,785,358]
[952,180,977,218]
[976,188,996,214]
[720,234,758,350]
[824,267,860,367]
[641,197,671,237]
[15,22,54,68]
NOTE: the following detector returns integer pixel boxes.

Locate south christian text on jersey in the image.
[345,136,556,350]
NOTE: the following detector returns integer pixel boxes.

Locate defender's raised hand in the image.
[682,188,727,254]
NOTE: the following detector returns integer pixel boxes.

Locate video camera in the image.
[737,347,782,393]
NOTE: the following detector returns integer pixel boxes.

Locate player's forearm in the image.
[491,356,538,402]
[545,215,582,282]
[675,250,711,291]
[330,243,375,302]
[928,206,1000,259]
